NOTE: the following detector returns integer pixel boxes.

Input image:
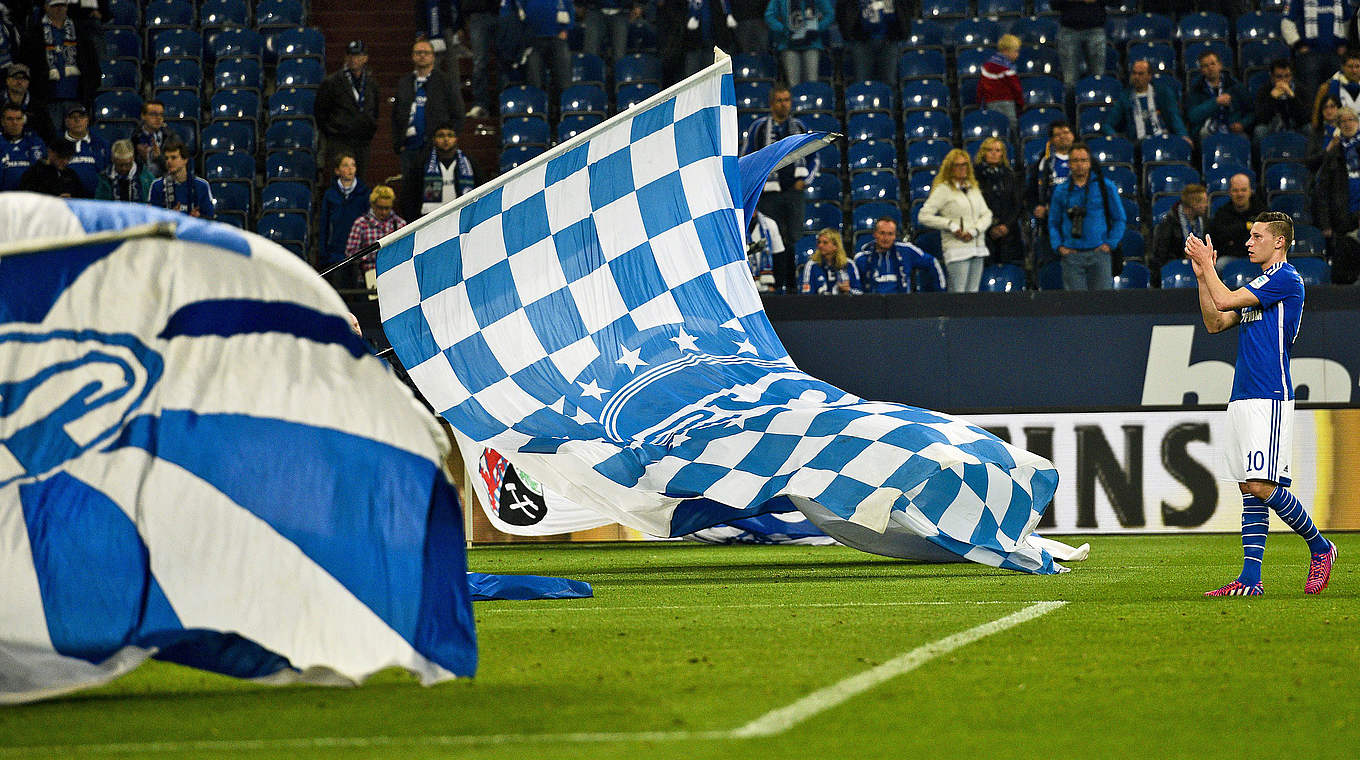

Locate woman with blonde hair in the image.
[800,227,861,294]
[973,136,1022,264]
[918,147,992,292]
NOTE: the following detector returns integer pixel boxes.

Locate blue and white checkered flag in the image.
[0,195,476,704]
[377,58,1066,574]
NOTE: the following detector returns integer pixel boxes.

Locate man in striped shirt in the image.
[1185,212,1336,597]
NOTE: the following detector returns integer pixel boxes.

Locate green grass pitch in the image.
[1,534,1355,759]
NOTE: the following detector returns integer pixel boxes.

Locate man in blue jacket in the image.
[853,217,946,294]
[148,140,215,219]
[1048,143,1125,290]
[1185,50,1252,138]
[1,102,46,191]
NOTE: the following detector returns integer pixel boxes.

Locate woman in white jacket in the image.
[918,148,993,293]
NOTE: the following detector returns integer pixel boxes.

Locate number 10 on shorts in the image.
[1246,450,1266,472]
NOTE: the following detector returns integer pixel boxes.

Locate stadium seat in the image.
[803,201,842,234]
[165,119,199,154]
[845,81,894,116]
[265,119,316,153]
[1037,260,1064,290]
[106,28,141,61]
[106,0,140,29]
[1104,165,1137,197]
[1292,255,1331,285]
[732,53,776,82]
[204,152,255,181]
[851,171,899,204]
[156,89,199,121]
[201,0,250,30]
[846,112,895,144]
[1021,136,1047,166]
[1073,75,1121,107]
[791,81,835,114]
[1087,135,1134,167]
[897,49,947,81]
[276,57,325,89]
[1150,194,1178,222]
[90,120,132,147]
[1236,11,1282,44]
[920,0,969,19]
[255,211,309,251]
[153,58,202,94]
[94,90,143,122]
[958,76,981,111]
[1021,75,1064,109]
[557,113,602,142]
[1125,12,1174,43]
[266,27,325,64]
[1293,224,1326,258]
[267,87,316,123]
[1268,192,1312,226]
[1016,47,1062,80]
[616,82,659,111]
[1075,104,1114,137]
[903,19,948,50]
[1221,258,1260,289]
[1140,134,1193,165]
[848,140,896,175]
[1123,198,1142,229]
[1204,164,1253,195]
[501,116,550,148]
[1127,41,1176,77]
[1237,39,1290,77]
[1160,259,1196,288]
[1146,163,1200,198]
[956,47,990,82]
[209,88,261,124]
[202,121,256,156]
[499,145,544,172]
[99,59,141,92]
[210,28,265,62]
[560,84,608,117]
[962,110,1010,142]
[979,263,1025,292]
[814,144,840,175]
[215,57,264,92]
[798,112,841,134]
[144,0,195,30]
[1177,12,1229,43]
[613,54,662,87]
[209,179,251,226]
[1012,16,1059,46]
[734,79,768,111]
[952,18,1000,49]
[1113,260,1151,289]
[904,111,952,143]
[804,173,842,204]
[1258,131,1309,167]
[570,53,605,88]
[260,180,313,213]
[150,29,204,62]
[499,85,548,119]
[255,0,306,30]
[906,139,951,171]
[901,79,951,113]
[976,0,1024,17]
[793,235,817,269]
[264,150,316,182]
[1263,162,1311,197]
[853,201,901,234]
[1116,229,1144,263]
[906,169,935,202]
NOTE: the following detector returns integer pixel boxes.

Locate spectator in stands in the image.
[318,153,371,289]
[836,0,906,86]
[674,0,736,79]
[1024,120,1075,266]
[978,34,1023,130]
[1108,59,1190,145]
[316,40,380,182]
[420,121,476,216]
[1052,0,1111,87]
[393,38,463,222]
[1306,92,1342,168]
[131,99,168,177]
[18,0,100,134]
[59,102,105,197]
[740,83,816,294]
[765,0,831,88]
[1186,50,1252,138]
[1,102,45,192]
[580,0,645,63]
[974,136,1022,265]
[1206,172,1262,271]
[918,148,992,293]
[747,209,782,292]
[1312,106,1360,247]
[415,0,464,89]
[95,138,153,203]
[1047,142,1124,290]
[458,0,500,119]
[1149,183,1209,283]
[1283,0,1350,101]
[0,5,18,72]
[1254,58,1311,142]
[345,185,407,290]
[801,227,861,295]
[18,136,84,197]
[519,0,575,105]
[731,0,770,56]
[3,63,55,144]
[853,217,945,294]
[1312,49,1360,122]
[148,140,214,220]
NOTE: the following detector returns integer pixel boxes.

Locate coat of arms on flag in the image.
[373,56,1075,574]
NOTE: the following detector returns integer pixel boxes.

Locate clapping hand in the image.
[1184,233,1216,273]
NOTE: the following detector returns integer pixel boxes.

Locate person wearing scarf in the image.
[95,138,153,202]
[1149,184,1209,284]
[764,0,831,87]
[746,210,782,292]
[800,227,860,295]
[1314,50,1360,120]
[420,122,476,216]
[1314,106,1360,243]
[918,147,992,293]
[1109,58,1189,144]
[147,140,215,219]
[1282,0,1350,99]
[18,0,98,135]
[974,137,1022,265]
[1186,51,1252,137]
[836,0,906,85]
[738,82,817,294]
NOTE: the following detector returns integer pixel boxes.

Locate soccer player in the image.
[1184,213,1336,596]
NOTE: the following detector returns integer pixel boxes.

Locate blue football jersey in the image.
[1231,261,1304,401]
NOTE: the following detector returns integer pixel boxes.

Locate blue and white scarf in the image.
[41,16,80,83]
[1343,133,1360,212]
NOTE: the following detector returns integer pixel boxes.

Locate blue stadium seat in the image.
[804,174,841,204]
[1037,260,1064,290]
[265,119,316,153]
[150,29,204,62]
[846,112,895,143]
[144,0,195,30]
[845,81,894,115]
[1160,259,1196,288]
[204,152,255,181]
[1113,260,1151,289]
[1022,136,1047,166]
[210,28,264,62]
[853,201,901,234]
[557,113,602,142]
[613,54,662,86]
[734,79,768,111]
[267,87,316,123]
[100,59,141,91]
[1236,11,1282,44]
[1292,224,1326,258]
[1022,75,1064,109]
[1204,164,1253,194]
[904,110,952,143]
[570,53,605,88]
[905,169,935,203]
[1075,104,1114,137]
[1073,75,1121,107]
[276,57,325,88]
[94,90,143,122]
[791,81,835,114]
[803,201,842,234]
[264,150,317,182]
[956,47,990,81]
[1012,16,1059,46]
[794,235,817,269]
[107,0,140,29]
[1202,133,1252,174]
[266,27,325,64]
[560,84,608,117]
[962,109,1009,141]
[153,59,202,94]
[1149,194,1178,221]
[1239,39,1291,74]
[255,0,305,29]
[1087,135,1134,167]
[1268,192,1311,226]
[1176,12,1229,43]
[255,211,309,251]
[798,112,841,134]
[979,263,1025,292]
[1125,13,1174,44]
[260,180,312,213]
[106,28,140,61]
[209,180,252,226]
[897,49,947,81]
[1140,134,1193,164]
[500,85,548,119]
[1259,131,1309,167]
[202,121,256,156]
[158,90,200,121]
[1127,41,1176,77]
[1016,47,1062,80]
[499,145,544,172]
[501,116,550,148]
[920,0,969,19]
[904,19,948,50]
[732,53,777,82]
[1104,165,1137,197]
[1146,163,1200,198]
[1293,256,1331,285]
[615,82,659,111]
[165,119,199,154]
[1117,229,1144,262]
[952,18,1000,49]
[201,0,250,30]
[977,0,1024,17]
[215,57,263,92]
[848,140,897,175]
[1262,162,1311,197]
[905,139,951,171]
[210,89,261,124]
[815,144,840,175]
[1222,258,1260,289]
[90,120,132,147]
[851,170,899,203]
[901,79,950,113]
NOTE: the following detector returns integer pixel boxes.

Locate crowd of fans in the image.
[3,0,1358,293]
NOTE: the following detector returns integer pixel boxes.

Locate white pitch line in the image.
[730,600,1067,737]
[477,599,1054,614]
[0,601,1066,756]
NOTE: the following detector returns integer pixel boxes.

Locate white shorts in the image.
[1224,399,1293,486]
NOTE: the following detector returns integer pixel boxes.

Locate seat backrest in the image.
[95,90,144,122]
[265,119,316,152]
[210,28,264,61]
[613,54,662,85]
[214,57,264,91]
[1160,259,1196,288]
[276,58,325,88]
[267,87,316,121]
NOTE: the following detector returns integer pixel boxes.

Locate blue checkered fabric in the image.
[378,60,1063,574]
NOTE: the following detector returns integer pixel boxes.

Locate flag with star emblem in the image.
[377,58,1069,574]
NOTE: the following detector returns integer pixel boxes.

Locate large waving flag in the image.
[377,58,1066,573]
[0,195,476,704]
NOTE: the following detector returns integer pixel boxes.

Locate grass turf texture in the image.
[1,534,1355,759]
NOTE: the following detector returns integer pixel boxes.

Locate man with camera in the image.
[1047,143,1125,290]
